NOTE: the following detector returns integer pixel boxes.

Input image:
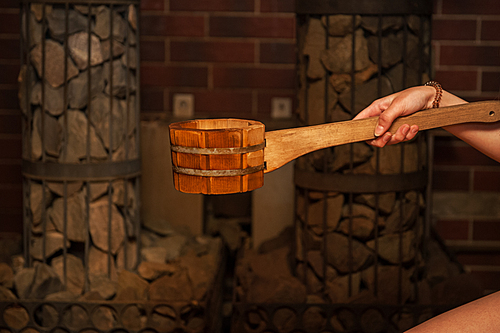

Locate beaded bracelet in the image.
[424,81,443,108]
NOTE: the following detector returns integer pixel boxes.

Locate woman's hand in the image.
[354,85,436,147]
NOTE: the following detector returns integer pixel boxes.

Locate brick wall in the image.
[432,0,500,293]
[0,0,499,292]
[0,1,22,234]
[139,0,296,119]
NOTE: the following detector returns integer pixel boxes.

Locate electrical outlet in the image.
[173,93,194,118]
[271,97,292,119]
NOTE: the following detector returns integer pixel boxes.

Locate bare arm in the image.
[405,290,500,333]
[354,86,500,163]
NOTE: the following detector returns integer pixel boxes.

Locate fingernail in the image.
[411,127,418,135]
[374,125,384,137]
[383,133,391,143]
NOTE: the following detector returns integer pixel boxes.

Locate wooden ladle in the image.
[169,101,500,194]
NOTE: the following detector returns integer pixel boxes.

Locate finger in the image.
[368,132,391,147]
[406,125,419,141]
[390,124,410,143]
[354,95,395,120]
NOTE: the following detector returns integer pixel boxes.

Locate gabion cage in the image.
[230,0,475,332]
[19,0,141,292]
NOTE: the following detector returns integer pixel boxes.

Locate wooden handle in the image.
[264,101,500,173]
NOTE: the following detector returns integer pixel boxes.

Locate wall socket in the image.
[173,93,194,118]
[271,97,292,119]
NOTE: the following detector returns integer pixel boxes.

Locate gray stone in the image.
[137,261,178,281]
[116,240,137,271]
[367,230,416,264]
[115,270,148,301]
[325,272,361,303]
[302,18,327,80]
[89,197,125,254]
[339,76,393,115]
[30,181,53,225]
[0,285,16,300]
[100,39,126,61]
[128,4,137,30]
[386,63,422,92]
[90,93,126,151]
[22,11,43,49]
[30,263,64,299]
[354,142,419,175]
[121,47,137,69]
[88,246,117,282]
[89,275,117,300]
[68,66,105,109]
[322,14,361,36]
[0,263,16,293]
[149,269,193,302]
[141,247,168,264]
[383,201,419,234]
[58,110,108,163]
[89,182,110,201]
[30,231,70,261]
[361,16,403,34]
[325,232,373,273]
[103,60,137,97]
[320,29,371,74]
[30,40,79,88]
[68,32,104,70]
[368,33,403,68]
[297,195,344,232]
[46,181,83,197]
[33,108,62,158]
[355,192,396,215]
[180,251,218,301]
[338,217,381,240]
[13,267,35,299]
[94,7,127,42]
[361,265,413,304]
[46,8,88,41]
[154,234,188,261]
[51,254,85,296]
[30,3,52,22]
[330,142,373,172]
[48,190,87,242]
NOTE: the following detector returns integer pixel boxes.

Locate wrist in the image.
[424,81,443,109]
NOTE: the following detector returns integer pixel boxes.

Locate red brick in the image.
[433,138,499,166]
[473,170,500,191]
[141,65,208,87]
[0,115,21,134]
[439,45,500,67]
[442,0,500,15]
[468,270,500,291]
[434,70,477,91]
[435,219,469,240]
[171,90,253,115]
[0,214,22,233]
[260,0,295,12]
[170,41,254,63]
[432,19,476,41]
[0,14,19,34]
[432,170,469,191]
[0,64,20,85]
[473,220,500,241]
[0,187,22,209]
[0,89,20,110]
[0,164,22,184]
[140,88,165,113]
[140,0,164,11]
[0,0,20,8]
[0,139,21,159]
[481,20,500,41]
[457,253,500,267]
[0,39,19,60]
[257,92,295,115]
[260,42,295,64]
[140,40,166,62]
[140,14,205,37]
[209,16,295,38]
[481,71,500,92]
[213,67,295,89]
[171,0,254,12]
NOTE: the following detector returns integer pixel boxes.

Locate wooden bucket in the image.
[169,119,265,194]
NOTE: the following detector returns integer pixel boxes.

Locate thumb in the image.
[374,109,398,137]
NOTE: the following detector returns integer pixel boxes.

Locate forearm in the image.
[438,91,500,163]
[405,291,500,333]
